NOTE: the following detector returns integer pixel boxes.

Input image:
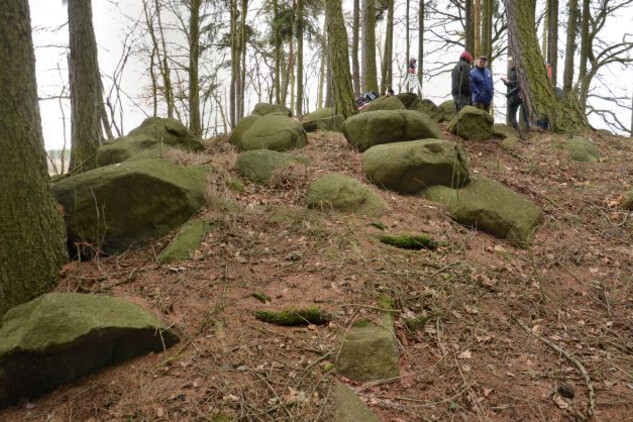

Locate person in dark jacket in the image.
[502,58,525,130]
[451,51,473,112]
[470,56,494,112]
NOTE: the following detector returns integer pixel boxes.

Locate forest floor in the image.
[2,125,633,422]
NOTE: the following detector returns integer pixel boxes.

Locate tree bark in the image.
[296,0,304,115]
[240,0,248,120]
[230,0,237,128]
[352,0,361,97]
[474,0,481,56]
[67,0,105,173]
[562,0,578,94]
[361,0,378,93]
[380,0,393,93]
[154,0,175,118]
[577,0,590,108]
[273,0,282,104]
[189,0,202,136]
[405,0,410,69]
[465,0,474,55]
[417,0,424,95]
[547,0,559,88]
[325,0,356,118]
[0,0,67,315]
[482,0,493,64]
[505,0,587,133]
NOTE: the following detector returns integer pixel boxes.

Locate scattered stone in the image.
[558,384,575,399]
[229,114,261,147]
[158,220,214,264]
[359,95,406,112]
[253,307,331,326]
[301,107,344,132]
[235,149,298,183]
[379,234,439,250]
[564,137,600,162]
[422,177,544,248]
[127,117,204,151]
[52,159,207,255]
[0,293,178,408]
[492,123,519,140]
[621,191,633,210]
[362,139,469,194]
[403,314,434,331]
[235,114,307,151]
[439,99,457,121]
[447,105,494,141]
[337,314,399,381]
[306,173,388,216]
[411,98,445,122]
[252,102,292,117]
[500,137,519,150]
[343,110,444,152]
[333,382,381,422]
[395,92,420,108]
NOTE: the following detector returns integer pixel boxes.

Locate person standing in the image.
[451,51,473,112]
[470,56,494,112]
[502,58,524,130]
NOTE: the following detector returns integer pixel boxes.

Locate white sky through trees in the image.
[29,0,633,150]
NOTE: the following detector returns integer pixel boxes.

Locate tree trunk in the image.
[361,0,378,93]
[547,0,558,88]
[474,0,480,56]
[482,0,493,64]
[380,0,393,93]
[230,0,237,128]
[405,0,410,69]
[143,0,159,117]
[154,0,174,118]
[0,0,67,315]
[189,0,202,136]
[505,0,587,133]
[317,12,327,109]
[273,0,282,104]
[296,0,304,115]
[352,0,360,97]
[465,0,474,55]
[417,0,424,95]
[67,0,105,173]
[577,0,590,108]
[325,0,356,118]
[240,0,248,120]
[562,0,577,94]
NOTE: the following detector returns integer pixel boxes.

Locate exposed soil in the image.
[2,126,633,422]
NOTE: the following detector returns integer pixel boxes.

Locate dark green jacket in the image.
[451,58,471,97]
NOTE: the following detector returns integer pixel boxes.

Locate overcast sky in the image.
[30,0,632,151]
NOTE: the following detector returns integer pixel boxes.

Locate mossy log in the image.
[253,307,331,326]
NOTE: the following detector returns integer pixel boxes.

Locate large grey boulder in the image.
[334,382,381,422]
[423,177,544,247]
[229,114,261,147]
[306,173,388,216]
[301,107,344,132]
[0,293,178,408]
[447,105,494,141]
[235,149,301,183]
[52,159,207,254]
[233,114,307,152]
[343,110,444,152]
[359,95,405,113]
[337,314,399,381]
[362,139,470,194]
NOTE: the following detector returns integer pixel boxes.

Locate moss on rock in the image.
[252,102,292,117]
[565,137,600,162]
[439,100,457,121]
[236,114,308,152]
[301,108,345,132]
[492,123,519,140]
[620,191,633,210]
[412,99,445,122]
[306,173,388,216]
[379,234,439,250]
[447,105,494,141]
[158,220,214,264]
[359,95,406,112]
[235,149,297,183]
[253,307,331,326]
[333,381,381,422]
[127,117,204,151]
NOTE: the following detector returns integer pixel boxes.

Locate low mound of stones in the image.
[563,137,600,162]
[230,103,307,151]
[343,110,443,152]
[423,177,544,247]
[235,149,306,183]
[447,105,494,141]
[300,107,344,132]
[0,293,178,408]
[97,117,204,167]
[306,173,388,216]
[362,139,470,194]
[52,158,207,254]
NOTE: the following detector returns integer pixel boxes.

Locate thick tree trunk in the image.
[547,0,558,88]
[325,0,356,118]
[482,0,492,64]
[562,0,578,94]
[352,0,361,97]
[474,0,480,56]
[577,0,590,109]
[361,0,378,93]
[465,0,474,55]
[0,0,67,315]
[505,0,587,133]
[380,0,393,93]
[230,0,237,128]
[67,0,105,173]
[417,0,424,95]
[296,0,304,115]
[189,0,202,136]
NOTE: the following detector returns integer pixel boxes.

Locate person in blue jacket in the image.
[470,56,494,112]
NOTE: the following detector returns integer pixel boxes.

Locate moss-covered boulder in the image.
[396,92,420,108]
[235,114,307,152]
[334,382,381,422]
[362,139,469,194]
[620,191,633,210]
[423,178,544,247]
[343,110,444,152]
[252,102,292,117]
[158,220,214,264]
[412,98,445,122]
[235,149,302,183]
[127,117,204,151]
[492,123,519,140]
[301,107,344,132]
[359,95,405,112]
[337,314,399,381]
[0,293,178,408]
[96,135,166,167]
[52,159,207,254]
[306,173,388,216]
[500,137,519,150]
[439,99,457,121]
[596,129,613,137]
[565,137,600,162]
[447,105,494,141]
[229,114,261,148]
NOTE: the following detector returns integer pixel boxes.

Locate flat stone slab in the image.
[333,382,381,422]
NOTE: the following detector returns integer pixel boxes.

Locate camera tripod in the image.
[402,71,424,94]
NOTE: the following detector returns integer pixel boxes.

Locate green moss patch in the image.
[253,307,331,326]
[158,220,214,264]
[379,234,439,250]
[252,292,271,303]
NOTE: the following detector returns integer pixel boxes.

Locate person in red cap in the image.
[451,51,473,112]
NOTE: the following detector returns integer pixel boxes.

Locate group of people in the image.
[451,51,525,130]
